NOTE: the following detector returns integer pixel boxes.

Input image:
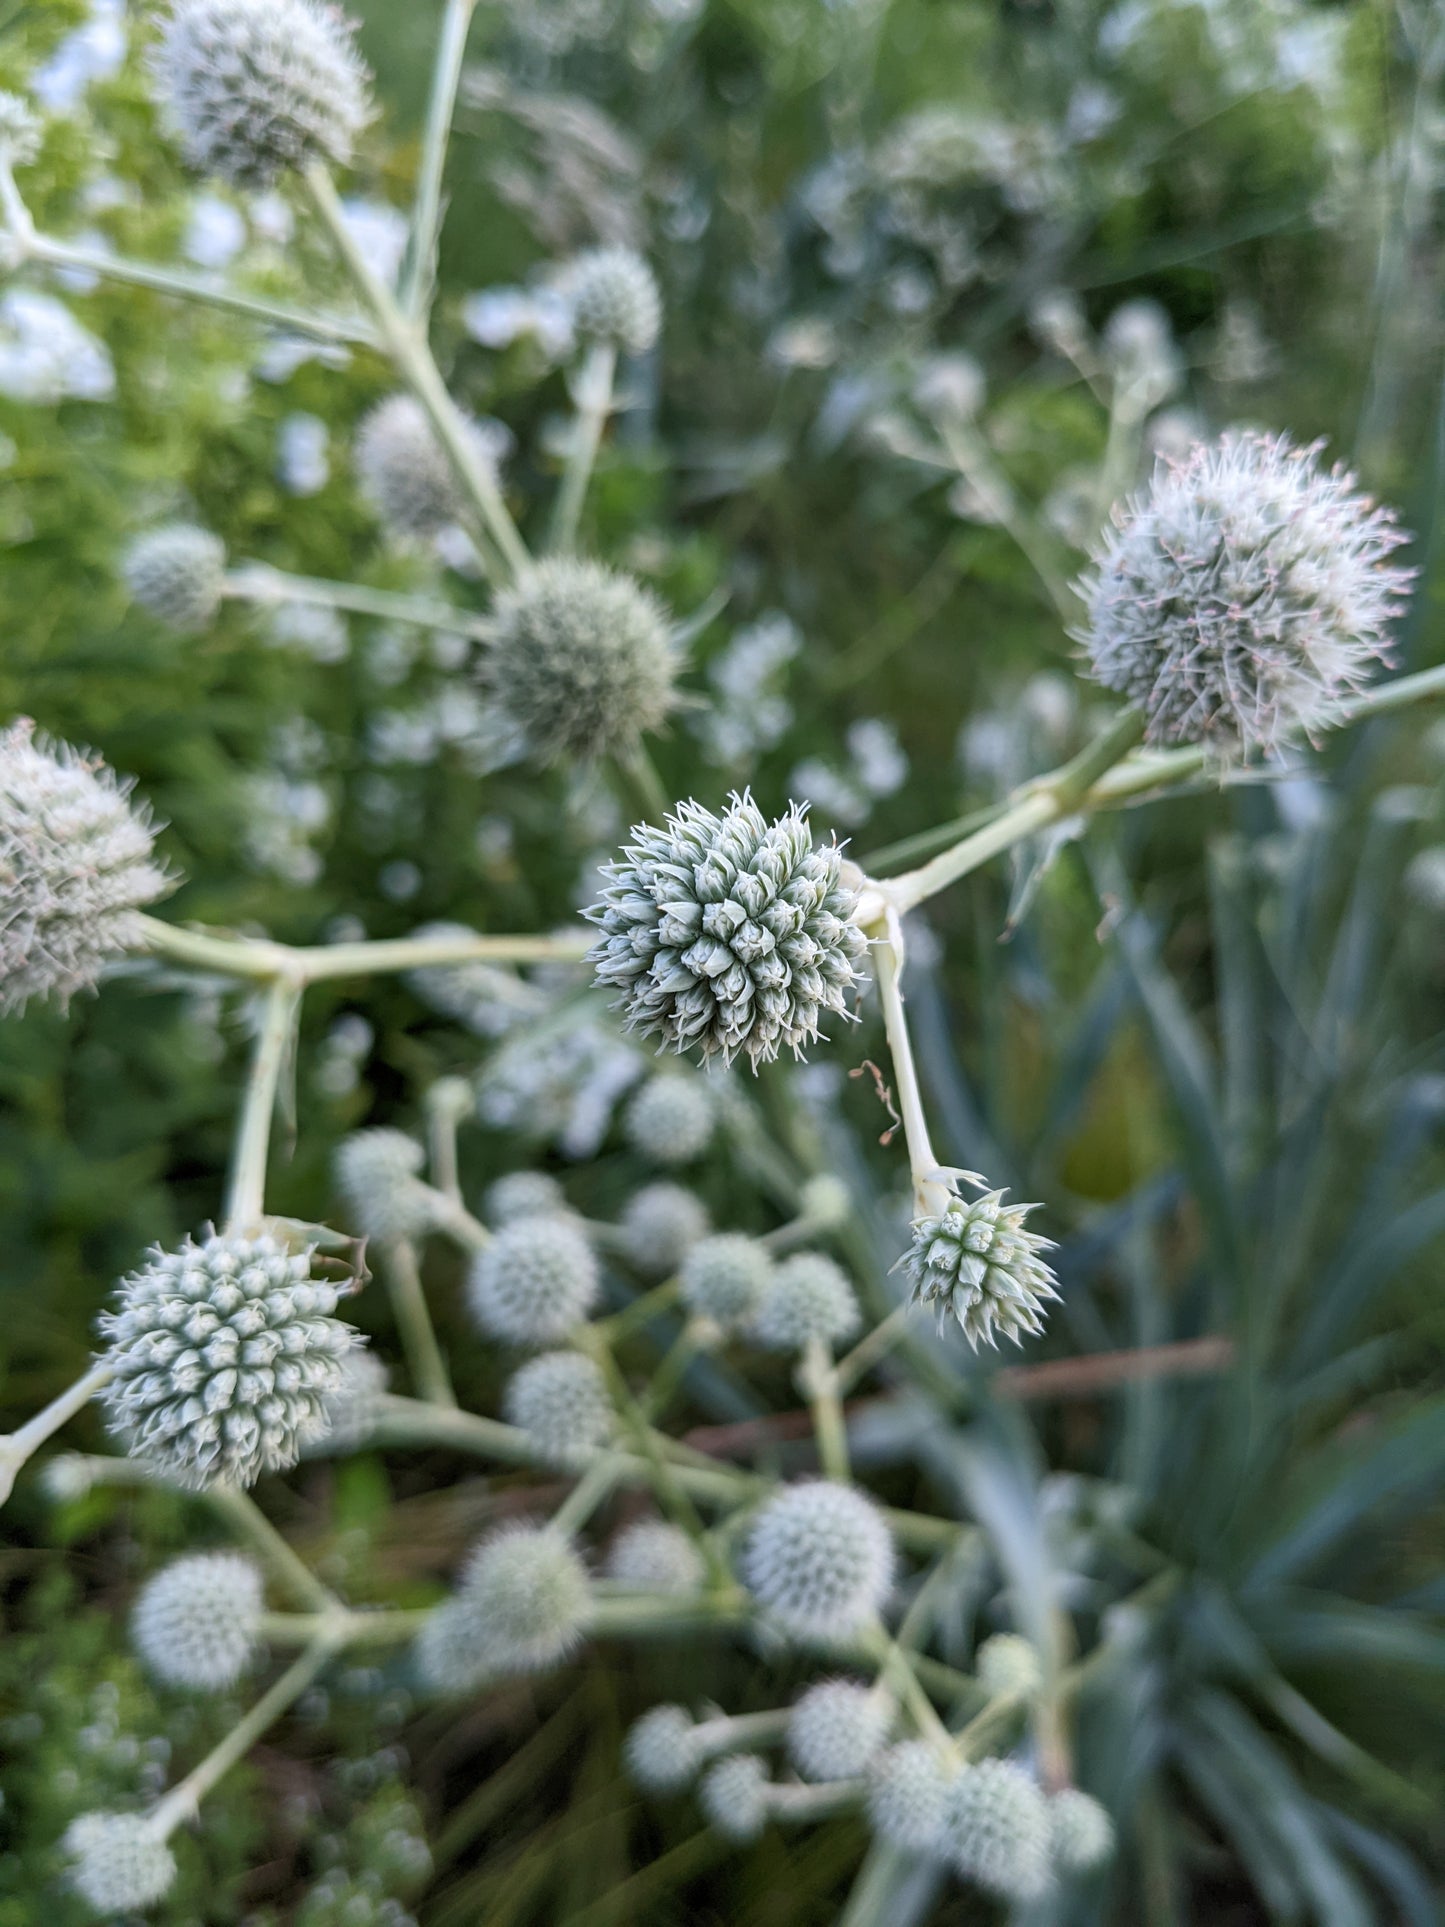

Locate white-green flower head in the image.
[333,1128,436,1243]
[788,1679,889,1782]
[0,93,40,167]
[605,1519,705,1595]
[413,1594,492,1696]
[943,1758,1054,1901]
[619,1182,710,1278]
[742,1480,895,1641]
[751,1251,860,1353]
[0,719,170,1016]
[901,1186,1059,1350]
[867,1741,951,1854]
[1080,431,1413,755]
[503,1349,612,1466]
[587,792,868,1070]
[307,1346,389,1455]
[1050,1787,1115,1874]
[97,1232,359,1489]
[699,1752,770,1843]
[154,0,372,189]
[976,1632,1043,1702]
[124,524,227,633]
[64,1811,177,1915]
[466,1213,600,1345]
[625,1704,699,1791]
[131,1551,264,1691]
[679,1232,774,1330]
[623,1073,715,1167]
[796,1172,851,1234]
[485,559,677,766]
[457,1522,591,1674]
[565,246,662,355]
[484,1169,567,1226]
[355,393,494,541]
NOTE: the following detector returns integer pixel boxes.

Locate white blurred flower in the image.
[340,197,409,288]
[0,291,114,402]
[185,193,246,269]
[462,286,575,359]
[32,0,125,111]
[266,601,350,663]
[847,717,908,797]
[278,412,330,495]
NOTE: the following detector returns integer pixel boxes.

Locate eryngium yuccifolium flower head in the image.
[97,1233,358,1489]
[484,1169,566,1225]
[977,1632,1044,1701]
[63,1812,178,1914]
[333,1128,436,1243]
[0,720,169,1015]
[788,1679,889,1782]
[625,1704,699,1791]
[944,1759,1054,1900]
[123,524,226,632]
[1079,432,1413,753]
[458,1523,590,1674]
[154,0,372,188]
[503,1350,612,1465]
[565,246,662,355]
[466,1214,599,1344]
[679,1232,774,1329]
[619,1182,709,1277]
[623,1074,715,1166]
[413,1595,491,1696]
[868,1741,951,1854]
[1050,1788,1116,1873]
[131,1551,264,1691]
[485,559,676,765]
[586,792,868,1069]
[354,394,485,540]
[699,1753,771,1843]
[742,1480,895,1640]
[308,1346,389,1454]
[901,1188,1059,1350]
[751,1251,860,1353]
[605,1519,705,1595]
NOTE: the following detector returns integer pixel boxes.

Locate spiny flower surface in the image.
[565,247,662,355]
[334,1128,437,1243]
[484,1169,566,1225]
[867,1740,951,1853]
[976,1632,1043,1701]
[355,394,491,540]
[788,1679,889,1782]
[1080,432,1413,753]
[605,1519,705,1595]
[503,1349,612,1465]
[124,523,226,632]
[0,720,169,1015]
[1049,1787,1116,1872]
[699,1752,770,1842]
[742,1480,895,1640]
[625,1704,699,1791]
[751,1251,860,1353]
[456,1523,590,1673]
[64,1811,177,1913]
[586,792,868,1069]
[466,1213,599,1344]
[485,559,676,765]
[97,1233,358,1489]
[623,1073,715,1166]
[944,1758,1054,1900]
[130,1551,264,1691]
[619,1182,709,1276]
[154,0,372,188]
[901,1187,1058,1349]
[679,1232,774,1330]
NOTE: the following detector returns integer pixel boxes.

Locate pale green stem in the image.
[225,564,490,638]
[838,1842,919,1927]
[207,1485,338,1613]
[860,1622,952,1750]
[834,1303,912,1396]
[869,914,943,1215]
[0,1360,114,1506]
[772,1779,865,1823]
[429,1193,492,1252]
[587,1589,751,1637]
[598,1278,681,1341]
[692,1708,790,1757]
[136,914,589,985]
[612,743,671,825]
[552,1450,626,1535]
[424,1086,468,1205]
[378,1238,456,1408]
[799,1336,850,1482]
[549,341,617,553]
[258,1607,428,1644]
[399,0,478,318]
[951,1688,1031,1763]
[223,975,303,1234]
[640,1321,708,1422]
[758,1202,843,1256]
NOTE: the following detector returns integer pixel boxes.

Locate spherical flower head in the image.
[355,394,491,541]
[944,1758,1053,1900]
[699,1752,770,1842]
[503,1349,612,1465]
[605,1519,705,1595]
[619,1182,709,1278]
[458,1523,590,1674]
[625,1704,699,1791]
[742,1480,895,1641]
[751,1251,860,1353]
[485,1169,566,1225]
[485,559,677,765]
[797,1172,851,1233]
[587,791,868,1070]
[1079,432,1413,754]
[867,1741,951,1854]
[0,93,40,168]
[308,1346,389,1454]
[1050,1787,1115,1873]
[131,1551,264,1691]
[334,1128,436,1243]
[788,1679,889,1782]
[64,1811,177,1913]
[466,1213,599,1344]
[679,1232,774,1330]
[154,0,372,189]
[976,1632,1043,1702]
[0,719,170,1016]
[623,1074,715,1166]
[412,1595,492,1696]
[901,1187,1059,1350]
[124,524,226,633]
[97,1232,359,1489]
[565,247,662,355]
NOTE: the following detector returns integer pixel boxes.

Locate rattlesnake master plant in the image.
[787,1680,889,1781]
[942,1758,1055,1900]
[564,247,663,355]
[131,1552,265,1691]
[64,1811,177,1913]
[742,1480,895,1639]
[354,393,497,542]
[124,523,227,632]
[901,1185,1060,1348]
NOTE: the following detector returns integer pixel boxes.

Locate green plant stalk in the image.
[0,1360,115,1507]
[136,914,589,984]
[551,1450,626,1535]
[225,564,491,637]
[611,742,671,825]
[207,1485,338,1613]
[378,1238,456,1408]
[861,1622,953,1750]
[800,1336,850,1482]
[399,0,478,318]
[258,1607,429,1645]
[837,1842,921,1927]
[834,1303,912,1395]
[640,1321,708,1423]
[223,975,303,1233]
[587,1589,751,1637]
[869,915,943,1212]
[549,341,618,553]
[598,1278,682,1342]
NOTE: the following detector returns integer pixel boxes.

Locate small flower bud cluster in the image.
[124,524,227,632]
[742,1480,894,1640]
[698,1752,771,1842]
[503,1350,612,1465]
[623,1074,715,1166]
[680,1232,774,1329]
[416,1524,590,1689]
[625,1704,701,1791]
[355,394,497,541]
[605,1519,705,1595]
[467,1214,599,1343]
[751,1252,860,1353]
[131,1551,264,1691]
[976,1632,1043,1701]
[619,1182,709,1277]
[787,1679,889,1781]
[943,1757,1054,1900]
[64,1811,177,1913]
[867,1741,952,1852]
[484,1170,566,1225]
[900,1186,1059,1349]
[334,1129,438,1243]
[565,247,662,355]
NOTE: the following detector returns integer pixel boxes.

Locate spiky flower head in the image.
[742,1480,895,1641]
[484,1169,566,1225]
[484,559,676,765]
[131,1551,264,1691]
[977,1632,1043,1702]
[412,1595,491,1696]
[1050,1787,1115,1873]
[788,1679,889,1782]
[586,792,868,1070]
[97,1232,359,1489]
[0,93,40,167]
[154,0,372,189]
[751,1251,860,1353]
[309,1346,389,1454]
[0,720,169,1016]
[943,1759,1053,1900]
[503,1349,612,1465]
[901,1187,1059,1349]
[565,247,662,355]
[64,1812,177,1914]
[867,1741,951,1854]
[1079,432,1413,754]
[619,1182,709,1277]
[699,1753,770,1842]
[623,1074,715,1166]
[456,1523,590,1674]
[466,1213,599,1344]
[605,1519,705,1595]
[355,394,491,541]
[333,1128,436,1243]
[679,1232,774,1330]
[625,1704,699,1791]
[124,524,226,633]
